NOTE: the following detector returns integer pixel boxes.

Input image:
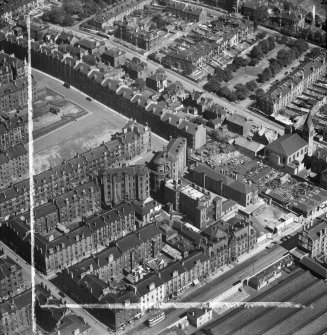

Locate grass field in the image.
[226,43,290,90]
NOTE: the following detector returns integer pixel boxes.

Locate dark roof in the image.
[301,256,327,279]
[34,202,58,219]
[116,233,142,253]
[159,261,186,283]
[134,273,164,297]
[305,219,327,241]
[182,251,209,271]
[265,133,308,157]
[192,164,233,185]
[136,223,161,242]
[0,256,21,281]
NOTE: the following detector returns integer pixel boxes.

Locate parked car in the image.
[86,97,92,101]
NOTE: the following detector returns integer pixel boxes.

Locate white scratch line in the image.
[26,14,36,334]
[41,302,305,310]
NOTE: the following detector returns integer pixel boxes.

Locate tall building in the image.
[100,165,150,206]
[149,137,187,192]
[302,109,315,157]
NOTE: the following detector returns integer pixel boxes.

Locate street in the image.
[45,22,285,136]
[0,241,109,335]
[123,233,300,335]
[32,69,167,173]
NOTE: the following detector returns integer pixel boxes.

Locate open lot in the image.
[251,204,291,234]
[31,70,167,173]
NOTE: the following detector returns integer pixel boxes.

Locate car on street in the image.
[86,97,92,101]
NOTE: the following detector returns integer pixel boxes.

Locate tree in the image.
[134,78,146,91]
[228,91,238,102]
[252,6,269,28]
[224,67,233,82]
[236,89,248,100]
[259,67,272,82]
[245,80,258,91]
[250,45,264,60]
[47,8,66,24]
[234,83,246,91]
[62,15,74,26]
[307,47,322,58]
[255,88,265,99]
[63,0,83,15]
[257,31,267,40]
[203,77,221,93]
[233,56,248,69]
[249,58,260,66]
[267,36,276,51]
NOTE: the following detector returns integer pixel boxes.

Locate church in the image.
[264,109,315,175]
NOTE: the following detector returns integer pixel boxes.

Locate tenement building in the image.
[0,290,32,335]
[201,218,257,273]
[0,144,28,186]
[0,122,150,221]
[0,33,206,150]
[0,52,37,114]
[298,218,327,257]
[259,52,327,115]
[0,255,24,301]
[0,202,136,274]
[0,115,27,151]
[0,0,44,21]
[87,0,152,30]
[100,165,150,206]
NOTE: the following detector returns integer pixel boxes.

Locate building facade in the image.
[0,34,206,150]
[259,52,327,115]
[100,165,150,206]
[0,256,24,301]
[298,218,327,257]
[149,137,187,193]
[0,290,32,335]
[189,164,258,207]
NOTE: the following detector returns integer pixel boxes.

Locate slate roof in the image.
[182,251,209,271]
[0,256,21,281]
[34,202,58,219]
[5,144,27,159]
[192,164,233,185]
[159,261,186,283]
[137,223,161,242]
[265,133,307,157]
[134,273,164,297]
[116,233,142,253]
[306,219,327,241]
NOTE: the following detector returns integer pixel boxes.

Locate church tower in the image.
[302,109,314,156]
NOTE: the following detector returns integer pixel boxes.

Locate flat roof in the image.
[180,184,205,200]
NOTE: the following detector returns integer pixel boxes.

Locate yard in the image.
[251,204,290,234]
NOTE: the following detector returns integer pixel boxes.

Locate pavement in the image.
[31,69,167,173]
[0,241,109,335]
